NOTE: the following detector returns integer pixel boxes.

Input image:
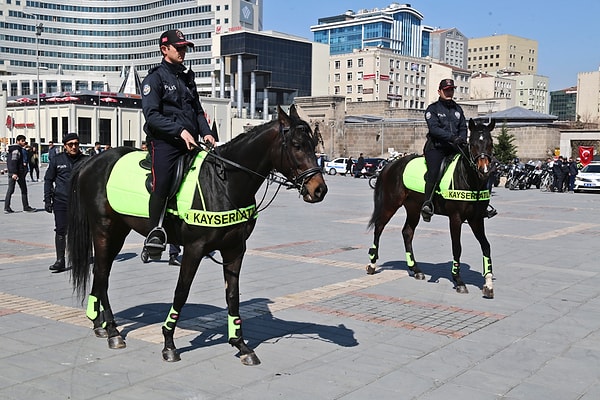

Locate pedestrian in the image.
[421,78,496,222]
[141,29,215,259]
[552,156,566,192]
[345,156,353,176]
[567,157,578,193]
[354,153,365,178]
[43,132,88,272]
[168,244,182,266]
[4,135,37,214]
[92,141,102,155]
[28,145,40,182]
[47,141,58,162]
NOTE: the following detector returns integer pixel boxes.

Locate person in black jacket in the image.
[141,29,215,259]
[422,79,497,222]
[4,134,36,214]
[44,132,87,272]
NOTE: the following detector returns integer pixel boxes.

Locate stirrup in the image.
[144,227,167,259]
[420,202,434,222]
[486,206,498,219]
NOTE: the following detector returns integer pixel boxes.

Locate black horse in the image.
[68,105,327,365]
[366,119,495,298]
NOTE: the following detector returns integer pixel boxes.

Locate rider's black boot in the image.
[144,195,167,260]
[486,204,498,219]
[421,181,435,222]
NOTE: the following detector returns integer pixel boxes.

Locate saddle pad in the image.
[403,155,488,201]
[403,155,459,194]
[106,151,206,218]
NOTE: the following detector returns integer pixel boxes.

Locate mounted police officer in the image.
[141,29,215,259]
[421,79,497,222]
[44,132,87,272]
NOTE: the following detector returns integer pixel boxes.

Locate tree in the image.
[493,121,517,164]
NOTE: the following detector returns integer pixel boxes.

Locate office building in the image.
[329,47,427,109]
[428,28,468,69]
[550,86,577,121]
[577,71,600,124]
[311,3,428,58]
[214,29,329,118]
[0,0,263,96]
[467,34,538,75]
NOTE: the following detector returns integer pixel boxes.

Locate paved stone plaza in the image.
[1,166,600,399]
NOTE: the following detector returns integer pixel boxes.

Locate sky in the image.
[262,0,599,92]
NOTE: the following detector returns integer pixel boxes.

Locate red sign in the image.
[579,146,594,166]
[6,115,13,129]
[363,74,376,80]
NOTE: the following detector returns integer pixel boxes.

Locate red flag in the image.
[579,146,594,166]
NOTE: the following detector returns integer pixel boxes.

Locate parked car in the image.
[574,162,600,192]
[324,157,354,175]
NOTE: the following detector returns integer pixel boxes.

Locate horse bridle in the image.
[457,137,493,176]
[197,122,322,194]
[277,123,322,194]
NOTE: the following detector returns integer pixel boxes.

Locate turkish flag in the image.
[579,146,594,166]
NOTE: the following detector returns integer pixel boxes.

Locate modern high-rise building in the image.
[467,34,538,75]
[310,3,428,58]
[0,0,263,95]
[428,28,468,69]
[550,86,577,121]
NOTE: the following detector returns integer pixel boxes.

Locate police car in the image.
[324,157,354,175]
[574,161,600,192]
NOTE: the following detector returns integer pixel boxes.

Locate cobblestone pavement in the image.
[1,164,600,400]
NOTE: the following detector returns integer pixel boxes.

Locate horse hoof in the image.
[162,348,181,362]
[93,327,108,338]
[240,352,261,366]
[413,272,426,280]
[108,336,126,349]
[366,264,376,275]
[455,285,469,294]
[482,287,494,299]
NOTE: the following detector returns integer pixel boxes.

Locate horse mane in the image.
[217,113,321,155]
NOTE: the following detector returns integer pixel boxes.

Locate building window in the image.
[347,72,352,81]
[346,85,352,94]
[358,58,364,67]
[334,73,340,82]
[334,86,340,94]
[334,60,340,69]
[347,59,352,68]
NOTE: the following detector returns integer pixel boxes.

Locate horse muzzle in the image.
[301,174,328,203]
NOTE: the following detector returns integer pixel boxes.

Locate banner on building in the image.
[578,146,594,166]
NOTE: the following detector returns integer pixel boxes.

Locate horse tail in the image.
[368,165,387,230]
[67,162,93,302]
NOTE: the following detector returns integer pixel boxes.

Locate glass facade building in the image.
[0,0,262,94]
[311,4,427,57]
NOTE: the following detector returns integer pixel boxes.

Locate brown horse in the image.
[68,105,327,365]
[366,119,495,298]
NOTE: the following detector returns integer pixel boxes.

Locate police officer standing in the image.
[44,132,87,272]
[4,134,37,214]
[421,79,497,222]
[141,29,215,259]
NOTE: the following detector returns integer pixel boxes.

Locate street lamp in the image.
[35,21,43,146]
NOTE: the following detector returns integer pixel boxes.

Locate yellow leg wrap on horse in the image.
[405,252,415,268]
[452,261,460,275]
[483,256,492,276]
[86,295,102,321]
[228,315,242,340]
[163,306,179,331]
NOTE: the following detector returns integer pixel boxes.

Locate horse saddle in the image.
[138,152,195,198]
[107,150,207,218]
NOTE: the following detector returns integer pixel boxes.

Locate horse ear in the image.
[289,104,300,119]
[468,118,476,131]
[488,119,496,131]
[277,105,291,125]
